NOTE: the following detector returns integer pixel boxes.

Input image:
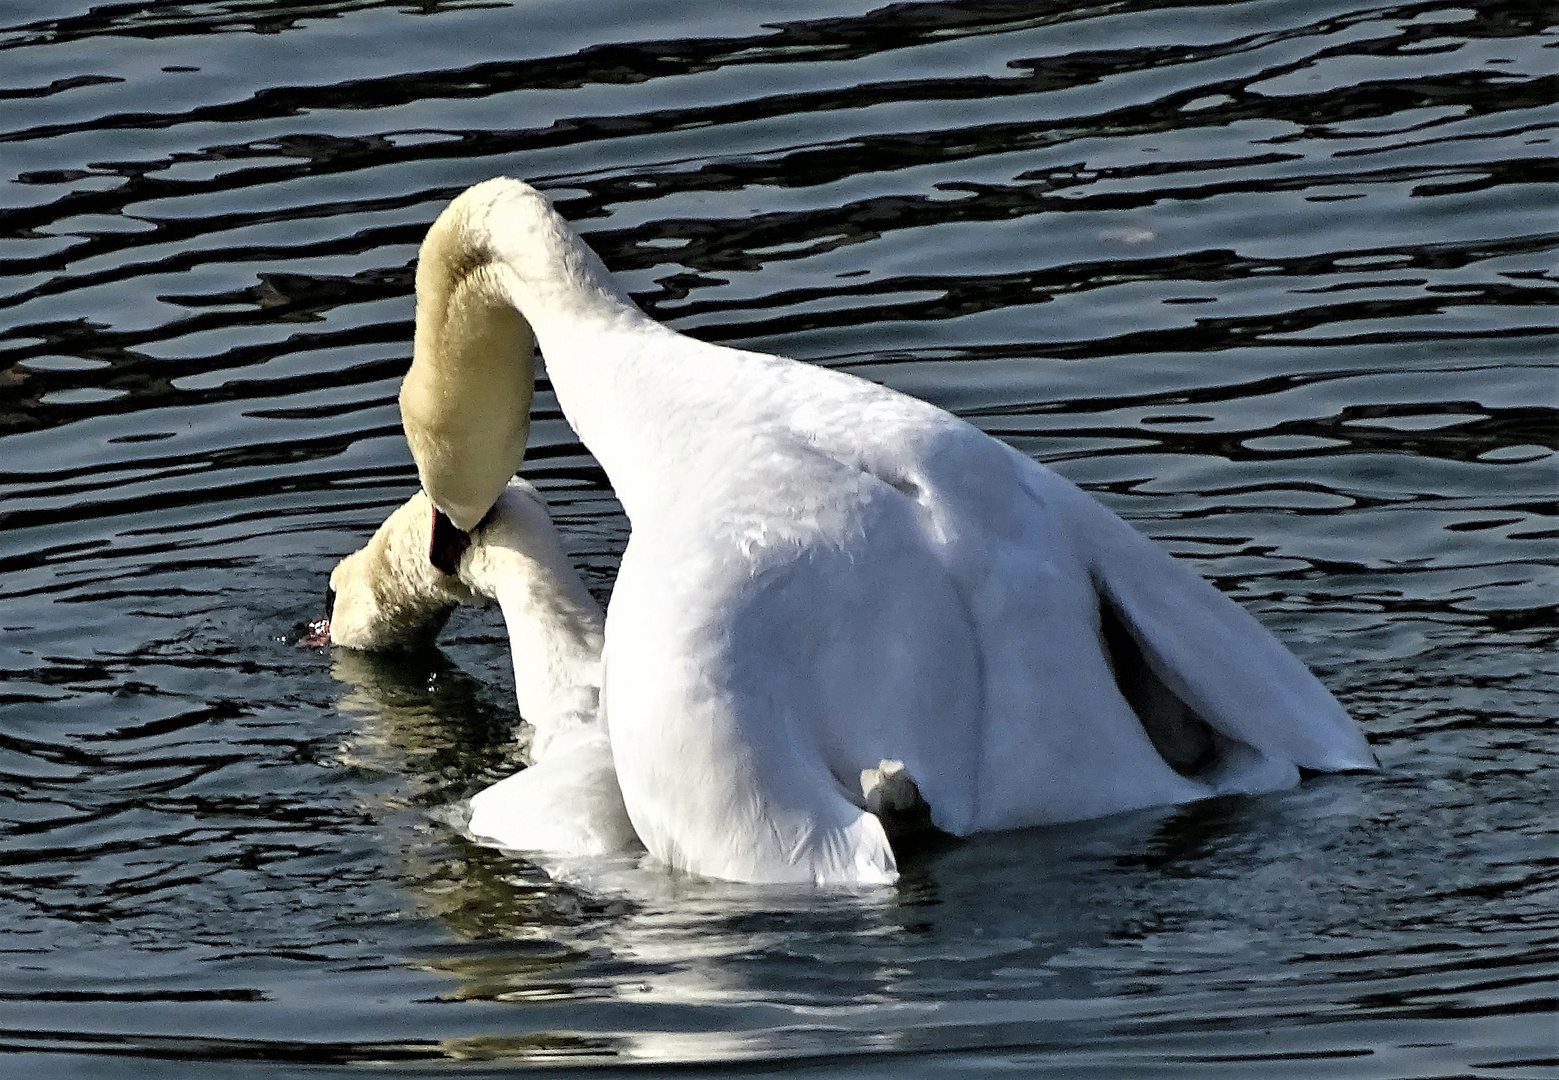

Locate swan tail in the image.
[1069,488,1377,780]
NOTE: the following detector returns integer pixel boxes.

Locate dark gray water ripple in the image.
[0,0,1554,1076]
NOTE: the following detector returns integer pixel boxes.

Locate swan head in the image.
[327,489,473,650]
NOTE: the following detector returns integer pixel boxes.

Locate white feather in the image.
[390,177,1377,886]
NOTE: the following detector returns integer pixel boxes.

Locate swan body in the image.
[328,479,638,857]
[397,178,1377,887]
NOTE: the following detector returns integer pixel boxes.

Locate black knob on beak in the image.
[429,506,471,576]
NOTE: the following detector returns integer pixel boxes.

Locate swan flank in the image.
[328,480,638,857]
[342,176,1377,887]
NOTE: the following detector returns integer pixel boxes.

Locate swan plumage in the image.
[328,479,638,858]
[399,207,537,533]
[394,177,1377,886]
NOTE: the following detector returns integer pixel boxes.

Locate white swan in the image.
[396,177,1377,887]
[327,478,639,858]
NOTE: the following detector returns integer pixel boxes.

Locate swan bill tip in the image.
[294,616,332,648]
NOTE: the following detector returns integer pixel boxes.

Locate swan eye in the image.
[324,580,336,618]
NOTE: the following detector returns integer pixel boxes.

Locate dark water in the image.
[1,0,1555,1075]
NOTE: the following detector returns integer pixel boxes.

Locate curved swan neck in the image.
[403,178,664,532]
[460,178,642,334]
[399,189,540,532]
[446,179,749,524]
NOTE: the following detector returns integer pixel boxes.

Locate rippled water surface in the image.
[1,0,1555,1076]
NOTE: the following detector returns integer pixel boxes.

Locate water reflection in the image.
[330,646,520,808]
[313,542,1557,1066]
[331,630,1413,1066]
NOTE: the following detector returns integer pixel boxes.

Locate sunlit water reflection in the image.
[0,0,1554,1076]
